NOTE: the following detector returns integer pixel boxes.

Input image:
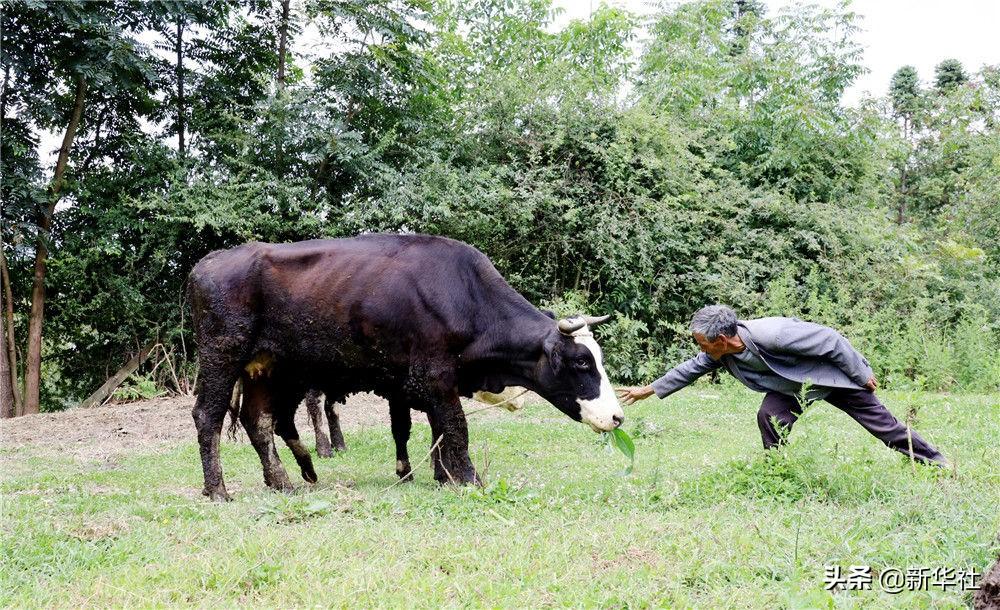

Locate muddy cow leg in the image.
[324,396,347,452]
[192,363,240,502]
[425,393,479,486]
[240,376,294,492]
[388,396,413,481]
[275,397,318,484]
[306,389,333,458]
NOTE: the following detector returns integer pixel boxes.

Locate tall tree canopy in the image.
[2,0,997,413]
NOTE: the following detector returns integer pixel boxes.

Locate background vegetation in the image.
[2,0,998,412]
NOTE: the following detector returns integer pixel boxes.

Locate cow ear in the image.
[540,309,556,320]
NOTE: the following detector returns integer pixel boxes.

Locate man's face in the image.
[693,332,728,360]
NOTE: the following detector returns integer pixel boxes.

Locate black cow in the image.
[188,234,624,501]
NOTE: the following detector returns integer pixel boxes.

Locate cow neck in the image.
[469,305,552,369]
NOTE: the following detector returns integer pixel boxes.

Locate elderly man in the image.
[617,305,947,465]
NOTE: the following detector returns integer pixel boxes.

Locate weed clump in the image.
[675,450,895,506]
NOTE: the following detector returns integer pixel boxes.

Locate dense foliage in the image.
[2,0,998,410]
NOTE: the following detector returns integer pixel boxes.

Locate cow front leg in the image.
[306,390,333,458]
[388,397,413,481]
[192,363,239,502]
[427,398,479,486]
[240,376,294,492]
[324,396,347,452]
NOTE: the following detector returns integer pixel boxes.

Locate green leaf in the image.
[608,428,635,476]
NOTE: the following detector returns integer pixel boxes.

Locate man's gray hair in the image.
[690,304,738,340]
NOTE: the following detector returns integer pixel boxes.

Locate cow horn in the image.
[582,314,611,327]
[557,317,586,334]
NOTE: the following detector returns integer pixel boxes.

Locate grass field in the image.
[2,385,998,608]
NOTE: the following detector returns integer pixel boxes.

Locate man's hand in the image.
[616,385,655,405]
[864,376,878,391]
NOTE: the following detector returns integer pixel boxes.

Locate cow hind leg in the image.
[275,409,318,484]
[324,396,347,452]
[240,377,294,492]
[306,390,333,458]
[192,363,240,502]
[388,396,413,481]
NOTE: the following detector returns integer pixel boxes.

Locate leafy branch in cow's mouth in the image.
[603,427,635,476]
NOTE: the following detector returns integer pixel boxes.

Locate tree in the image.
[3,0,997,405]
[0,283,13,418]
[890,66,921,119]
[155,2,230,160]
[889,65,921,224]
[935,58,967,93]
[638,0,870,204]
[277,0,291,91]
[1,0,167,412]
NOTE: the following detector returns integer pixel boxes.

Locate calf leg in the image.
[388,396,413,481]
[324,396,347,452]
[240,376,294,492]
[192,363,239,502]
[306,389,333,458]
[275,407,318,484]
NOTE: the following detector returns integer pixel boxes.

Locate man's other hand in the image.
[616,385,655,405]
[865,376,878,391]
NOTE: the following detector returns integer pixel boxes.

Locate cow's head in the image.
[536,314,625,432]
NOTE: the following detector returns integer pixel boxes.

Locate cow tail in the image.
[227,379,243,441]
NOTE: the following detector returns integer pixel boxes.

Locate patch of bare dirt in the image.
[0,391,546,464]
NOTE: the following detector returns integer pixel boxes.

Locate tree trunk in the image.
[275,0,291,172]
[176,19,185,157]
[0,249,20,415]
[22,74,87,415]
[897,116,910,225]
[79,342,155,409]
[277,0,290,91]
[897,165,907,225]
[0,283,13,418]
[1,64,10,131]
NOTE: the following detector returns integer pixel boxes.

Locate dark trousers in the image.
[756,389,947,465]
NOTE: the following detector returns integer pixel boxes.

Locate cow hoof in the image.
[300,465,318,484]
[316,447,333,459]
[331,432,347,452]
[396,460,413,482]
[203,488,232,502]
[434,463,479,485]
[264,470,295,493]
[434,473,478,486]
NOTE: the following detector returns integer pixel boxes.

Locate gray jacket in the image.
[651,317,874,399]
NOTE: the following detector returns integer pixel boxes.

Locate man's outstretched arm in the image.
[618,352,722,404]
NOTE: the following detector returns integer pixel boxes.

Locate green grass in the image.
[2,386,998,608]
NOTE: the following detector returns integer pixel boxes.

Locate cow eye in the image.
[574,357,591,371]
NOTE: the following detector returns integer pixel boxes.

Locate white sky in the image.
[552,0,1000,105]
